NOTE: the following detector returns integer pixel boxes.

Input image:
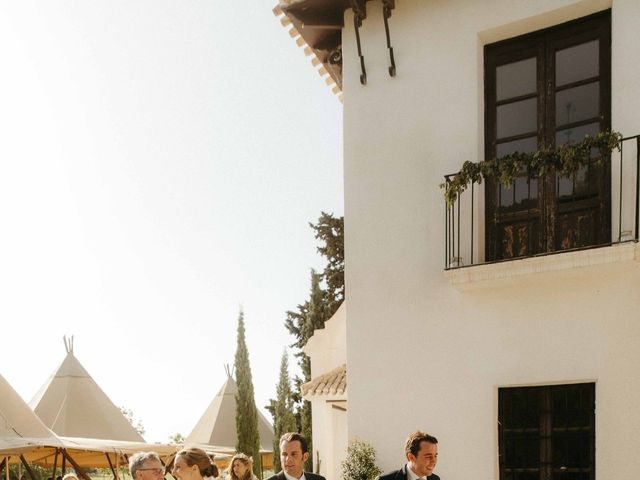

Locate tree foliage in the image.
[284,270,326,471]
[310,212,345,317]
[234,309,262,475]
[168,433,185,444]
[277,212,345,472]
[6,463,75,480]
[121,406,146,437]
[269,350,298,472]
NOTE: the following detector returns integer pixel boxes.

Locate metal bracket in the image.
[350,0,366,20]
[353,12,367,84]
[350,0,367,85]
[382,0,396,77]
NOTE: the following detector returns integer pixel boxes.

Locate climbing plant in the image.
[441,131,623,205]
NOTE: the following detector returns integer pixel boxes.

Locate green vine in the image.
[441,130,623,205]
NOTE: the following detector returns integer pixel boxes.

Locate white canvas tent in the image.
[0,372,175,477]
[186,373,274,469]
[30,338,144,442]
[0,373,64,455]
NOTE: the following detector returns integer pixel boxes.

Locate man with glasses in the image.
[129,452,166,480]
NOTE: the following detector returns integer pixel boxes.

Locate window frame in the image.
[484,11,612,262]
[498,383,596,480]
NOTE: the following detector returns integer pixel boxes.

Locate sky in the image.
[0,1,343,443]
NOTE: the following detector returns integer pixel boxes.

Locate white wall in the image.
[341,1,640,479]
[304,304,348,479]
[308,395,348,480]
[305,302,347,377]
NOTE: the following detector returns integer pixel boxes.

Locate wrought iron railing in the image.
[444,135,640,270]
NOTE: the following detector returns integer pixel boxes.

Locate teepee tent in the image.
[30,337,145,442]
[0,372,174,478]
[186,368,274,469]
[0,373,63,454]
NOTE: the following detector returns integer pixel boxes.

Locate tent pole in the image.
[0,458,6,477]
[61,453,67,475]
[52,449,59,480]
[105,454,117,480]
[19,456,36,480]
[59,450,90,480]
[5,456,9,480]
[164,456,177,480]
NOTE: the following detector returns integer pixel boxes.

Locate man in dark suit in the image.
[376,431,440,480]
[267,432,326,480]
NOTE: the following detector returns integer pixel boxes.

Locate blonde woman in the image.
[172,448,219,480]
[226,453,258,480]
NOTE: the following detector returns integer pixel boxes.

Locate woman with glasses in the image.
[172,447,219,480]
[226,453,259,480]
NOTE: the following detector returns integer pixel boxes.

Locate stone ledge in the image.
[444,242,640,289]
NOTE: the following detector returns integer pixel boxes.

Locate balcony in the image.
[443,134,640,284]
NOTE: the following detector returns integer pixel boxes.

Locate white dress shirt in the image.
[283,472,306,480]
[405,463,425,480]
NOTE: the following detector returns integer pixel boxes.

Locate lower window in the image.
[498,383,595,480]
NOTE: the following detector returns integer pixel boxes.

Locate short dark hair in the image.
[279,432,308,454]
[405,431,438,457]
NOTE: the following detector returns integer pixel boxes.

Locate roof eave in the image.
[274,0,359,98]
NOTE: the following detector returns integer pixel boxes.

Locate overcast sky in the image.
[0,1,342,443]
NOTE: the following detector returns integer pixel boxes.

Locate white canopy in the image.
[0,373,64,455]
[0,372,175,470]
[186,375,274,453]
[30,339,145,442]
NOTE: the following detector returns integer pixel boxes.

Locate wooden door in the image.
[485,11,611,261]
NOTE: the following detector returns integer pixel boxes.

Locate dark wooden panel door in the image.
[485,11,611,261]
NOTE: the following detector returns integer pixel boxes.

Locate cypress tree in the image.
[271,350,297,472]
[234,309,262,475]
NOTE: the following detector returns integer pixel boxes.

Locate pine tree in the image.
[275,212,345,473]
[285,270,328,471]
[234,309,262,475]
[310,212,344,316]
[271,350,298,472]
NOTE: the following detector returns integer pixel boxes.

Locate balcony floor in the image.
[444,241,640,290]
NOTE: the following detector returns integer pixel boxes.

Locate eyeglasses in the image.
[138,469,165,476]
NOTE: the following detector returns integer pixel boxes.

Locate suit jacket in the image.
[376,465,440,480]
[266,471,326,480]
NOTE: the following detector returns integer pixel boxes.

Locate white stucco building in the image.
[301,303,347,480]
[276,1,640,479]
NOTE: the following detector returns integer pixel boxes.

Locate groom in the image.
[376,431,439,480]
[267,432,326,480]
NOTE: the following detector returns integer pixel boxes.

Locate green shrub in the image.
[341,439,383,480]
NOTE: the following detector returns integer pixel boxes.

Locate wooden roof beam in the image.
[284,8,344,29]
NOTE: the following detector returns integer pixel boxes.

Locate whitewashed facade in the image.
[278,1,640,479]
[302,303,347,480]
